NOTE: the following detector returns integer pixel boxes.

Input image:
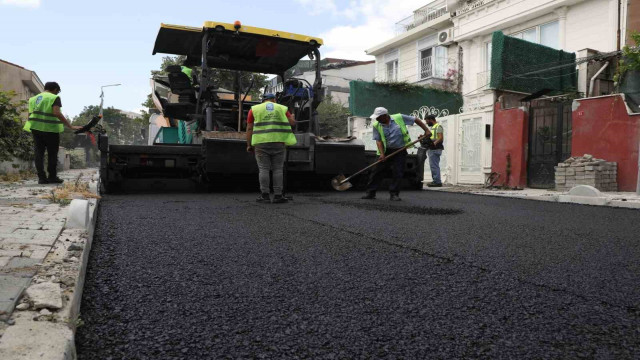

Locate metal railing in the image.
[420,56,434,79]
[395,3,448,35]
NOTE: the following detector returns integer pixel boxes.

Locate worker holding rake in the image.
[361,107,430,201]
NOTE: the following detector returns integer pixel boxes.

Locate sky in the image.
[0,0,428,118]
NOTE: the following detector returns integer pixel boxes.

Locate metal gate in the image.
[527,100,572,188]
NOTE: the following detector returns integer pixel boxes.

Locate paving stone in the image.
[7,229,36,240]
[0,275,31,306]
[0,256,10,267]
[1,257,40,278]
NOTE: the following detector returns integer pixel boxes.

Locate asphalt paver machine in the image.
[99,21,426,192]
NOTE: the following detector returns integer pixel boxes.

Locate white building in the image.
[362,0,631,185]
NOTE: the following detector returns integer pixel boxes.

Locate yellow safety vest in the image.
[24,92,63,133]
[251,102,297,146]
[372,113,411,155]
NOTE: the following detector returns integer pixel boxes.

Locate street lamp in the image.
[99,83,121,117]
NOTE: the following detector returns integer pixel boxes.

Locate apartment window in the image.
[419,45,447,80]
[384,49,399,81]
[485,42,492,72]
[540,21,559,49]
[386,60,398,81]
[512,21,560,49]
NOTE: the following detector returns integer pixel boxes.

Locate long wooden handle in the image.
[340,137,423,184]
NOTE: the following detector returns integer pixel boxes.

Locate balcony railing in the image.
[395,3,448,35]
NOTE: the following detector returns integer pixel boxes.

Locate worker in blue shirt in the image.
[362,107,430,201]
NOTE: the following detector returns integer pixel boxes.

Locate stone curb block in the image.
[558,195,609,206]
[0,170,100,360]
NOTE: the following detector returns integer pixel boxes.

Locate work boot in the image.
[361,192,376,200]
[272,195,288,204]
[256,193,270,203]
[48,177,64,184]
[38,178,49,185]
[427,182,442,188]
[389,193,402,201]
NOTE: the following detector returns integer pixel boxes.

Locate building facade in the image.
[0,59,44,117]
[364,0,632,185]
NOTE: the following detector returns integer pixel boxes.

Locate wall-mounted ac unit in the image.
[437,28,455,46]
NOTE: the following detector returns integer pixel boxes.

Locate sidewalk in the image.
[423,184,640,209]
[0,169,99,360]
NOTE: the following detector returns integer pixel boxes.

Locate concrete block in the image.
[25,282,62,310]
[566,168,575,175]
[66,199,90,230]
[568,185,602,197]
[559,195,609,206]
[0,321,75,360]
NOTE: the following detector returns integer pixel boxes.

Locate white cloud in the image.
[298,0,429,60]
[1,0,41,8]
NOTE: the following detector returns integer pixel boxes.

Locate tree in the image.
[68,105,145,146]
[0,90,33,162]
[316,96,351,137]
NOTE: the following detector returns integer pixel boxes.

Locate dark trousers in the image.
[365,149,406,195]
[31,129,60,180]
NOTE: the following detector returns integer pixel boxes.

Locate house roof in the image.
[0,58,29,70]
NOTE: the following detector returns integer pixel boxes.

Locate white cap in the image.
[369,107,388,119]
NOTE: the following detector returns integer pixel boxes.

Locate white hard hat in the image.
[369,107,388,119]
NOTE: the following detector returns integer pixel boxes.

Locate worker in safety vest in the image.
[246,93,296,203]
[362,107,430,201]
[181,66,194,84]
[23,82,81,184]
[425,114,444,187]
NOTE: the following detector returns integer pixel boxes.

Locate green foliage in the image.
[70,105,145,145]
[372,81,424,93]
[490,31,577,94]
[316,96,350,137]
[614,31,640,84]
[0,90,34,162]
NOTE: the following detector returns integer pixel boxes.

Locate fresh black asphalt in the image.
[76,190,640,359]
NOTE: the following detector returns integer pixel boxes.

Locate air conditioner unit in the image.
[437,28,454,46]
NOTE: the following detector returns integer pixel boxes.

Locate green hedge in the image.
[490,31,577,94]
[349,81,462,117]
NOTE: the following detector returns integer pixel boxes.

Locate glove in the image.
[420,137,434,149]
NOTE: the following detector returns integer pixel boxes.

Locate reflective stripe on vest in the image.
[372,113,411,155]
[430,122,443,148]
[251,102,297,146]
[430,123,441,141]
[24,92,63,133]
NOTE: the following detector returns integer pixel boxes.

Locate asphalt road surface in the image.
[76,190,640,359]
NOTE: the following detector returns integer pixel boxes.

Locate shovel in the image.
[331,137,424,191]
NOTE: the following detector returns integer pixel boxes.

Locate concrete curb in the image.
[0,171,100,360]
